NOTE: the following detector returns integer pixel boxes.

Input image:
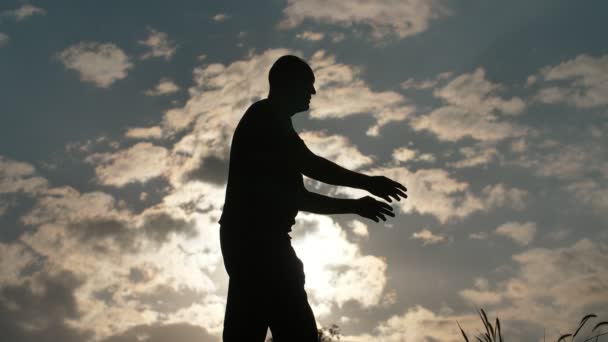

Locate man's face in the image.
[287,75,316,114]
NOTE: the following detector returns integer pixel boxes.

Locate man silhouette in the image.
[219,55,407,342]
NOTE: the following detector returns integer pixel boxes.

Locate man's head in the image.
[268,55,316,115]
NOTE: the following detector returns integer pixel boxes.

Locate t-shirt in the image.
[219,99,308,234]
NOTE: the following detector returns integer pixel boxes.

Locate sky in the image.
[1,0,607,341]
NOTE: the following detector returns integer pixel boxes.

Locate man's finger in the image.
[381,208,395,217]
[380,202,393,211]
[393,181,407,192]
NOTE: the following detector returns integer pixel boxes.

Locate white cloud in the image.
[495,222,537,246]
[411,68,526,142]
[449,143,497,168]
[401,72,452,90]
[300,131,373,170]
[144,78,180,96]
[296,31,325,41]
[309,50,415,135]
[85,142,169,187]
[0,156,48,195]
[392,146,436,164]
[1,4,46,21]
[411,228,446,246]
[534,54,608,108]
[138,28,177,61]
[349,220,369,237]
[20,186,131,226]
[56,42,133,88]
[278,0,449,41]
[338,167,527,223]
[344,305,478,342]
[0,32,8,47]
[125,126,163,140]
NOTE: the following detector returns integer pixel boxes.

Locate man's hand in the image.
[354,196,395,222]
[365,175,407,202]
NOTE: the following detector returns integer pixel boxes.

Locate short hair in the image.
[268,55,314,89]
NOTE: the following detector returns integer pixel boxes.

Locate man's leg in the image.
[220,227,269,342]
[267,245,318,342]
[223,277,269,342]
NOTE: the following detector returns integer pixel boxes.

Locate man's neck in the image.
[266,96,297,118]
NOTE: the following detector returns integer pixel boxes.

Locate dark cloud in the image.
[0,270,91,342]
[141,212,198,243]
[68,218,135,252]
[66,212,197,253]
[124,284,203,313]
[101,323,218,342]
[183,155,229,185]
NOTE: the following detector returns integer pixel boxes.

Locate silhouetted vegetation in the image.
[457,309,608,342]
[265,324,341,342]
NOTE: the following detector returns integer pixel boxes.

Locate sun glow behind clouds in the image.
[291,214,387,316]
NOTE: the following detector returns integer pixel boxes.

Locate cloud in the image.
[459,276,503,306]
[566,180,608,212]
[296,31,325,41]
[291,214,387,313]
[100,323,218,342]
[300,131,374,170]
[125,126,163,140]
[411,228,446,246]
[349,220,368,237]
[392,146,435,164]
[212,13,230,22]
[0,269,91,342]
[20,187,131,227]
[17,182,226,339]
[512,137,607,211]
[534,54,608,108]
[411,68,526,142]
[56,42,133,88]
[401,72,452,90]
[160,48,411,188]
[308,50,415,135]
[495,222,537,246]
[0,242,39,285]
[144,78,180,96]
[344,305,478,342]
[0,33,8,47]
[1,4,46,21]
[85,142,170,187]
[340,167,527,223]
[0,156,48,195]
[458,239,608,341]
[138,28,177,61]
[469,232,488,240]
[449,143,498,168]
[278,0,449,41]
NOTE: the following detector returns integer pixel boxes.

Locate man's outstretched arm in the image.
[297,143,408,203]
[299,189,395,223]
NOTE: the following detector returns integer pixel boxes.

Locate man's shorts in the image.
[220,225,318,342]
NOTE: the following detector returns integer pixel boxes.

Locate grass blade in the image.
[557,333,572,342]
[592,321,608,332]
[574,314,597,337]
[457,321,470,342]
